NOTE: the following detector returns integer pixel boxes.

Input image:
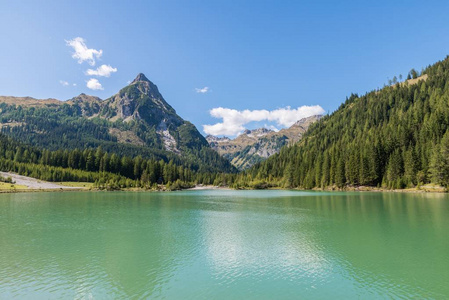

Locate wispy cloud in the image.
[59,80,69,86]
[203,105,324,136]
[86,64,117,77]
[195,87,210,93]
[86,78,103,90]
[66,37,102,66]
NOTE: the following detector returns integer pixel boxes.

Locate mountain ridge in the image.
[0,73,235,173]
[206,115,322,169]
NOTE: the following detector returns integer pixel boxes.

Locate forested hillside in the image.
[232,56,449,189]
[0,74,234,174]
[0,133,225,190]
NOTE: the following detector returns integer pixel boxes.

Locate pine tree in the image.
[335,157,346,188]
[86,151,95,171]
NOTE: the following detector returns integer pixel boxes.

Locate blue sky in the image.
[1,1,449,136]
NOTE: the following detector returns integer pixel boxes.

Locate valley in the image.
[0,58,449,192]
[206,115,321,169]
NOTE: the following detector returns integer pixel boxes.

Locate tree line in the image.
[0,134,229,190]
[229,56,449,190]
[0,100,234,174]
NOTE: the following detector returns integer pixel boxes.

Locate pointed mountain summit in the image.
[0,73,235,173]
[104,74,178,126]
[98,74,213,155]
[131,73,150,84]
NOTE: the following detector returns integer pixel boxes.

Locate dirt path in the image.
[0,172,82,190]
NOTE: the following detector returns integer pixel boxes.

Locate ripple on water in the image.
[0,190,448,299]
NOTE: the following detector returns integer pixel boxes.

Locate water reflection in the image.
[0,192,195,298]
[0,191,448,299]
[201,199,329,280]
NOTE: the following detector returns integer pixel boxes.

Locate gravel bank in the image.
[0,172,82,190]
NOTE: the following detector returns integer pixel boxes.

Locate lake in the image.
[0,190,448,299]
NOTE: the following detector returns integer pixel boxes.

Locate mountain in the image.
[207,128,274,158]
[206,115,321,170]
[0,74,234,173]
[232,56,449,189]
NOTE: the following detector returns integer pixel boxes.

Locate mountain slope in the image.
[207,115,321,170]
[233,57,449,189]
[0,74,234,173]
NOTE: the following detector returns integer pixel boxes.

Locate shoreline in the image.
[1,185,446,194]
[0,171,84,191]
[185,185,232,191]
[0,172,446,194]
[312,184,447,194]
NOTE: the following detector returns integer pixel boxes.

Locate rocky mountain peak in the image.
[206,135,231,143]
[292,115,322,127]
[128,73,164,101]
[240,127,273,138]
[131,73,150,84]
[249,128,273,136]
[208,115,322,170]
[69,93,102,103]
[103,75,182,140]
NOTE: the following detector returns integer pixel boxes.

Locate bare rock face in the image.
[157,119,180,154]
[244,128,273,138]
[103,73,179,125]
[132,73,150,83]
[99,73,208,153]
[205,135,231,143]
[119,95,136,119]
[0,73,210,156]
[0,73,234,173]
[276,115,322,143]
[207,115,322,170]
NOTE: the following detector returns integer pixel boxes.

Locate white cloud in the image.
[73,83,77,86]
[264,124,279,132]
[59,80,69,86]
[66,37,103,66]
[203,105,324,136]
[86,64,117,77]
[195,87,210,93]
[86,78,103,90]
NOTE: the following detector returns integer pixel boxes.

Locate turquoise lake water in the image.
[0,190,448,299]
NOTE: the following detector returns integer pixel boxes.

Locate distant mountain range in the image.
[206,115,321,170]
[0,74,234,173]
